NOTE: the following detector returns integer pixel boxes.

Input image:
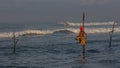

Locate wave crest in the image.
[0,27,120,38]
[61,21,116,26]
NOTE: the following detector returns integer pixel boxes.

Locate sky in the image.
[0,0,120,23]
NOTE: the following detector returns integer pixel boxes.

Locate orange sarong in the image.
[76,36,86,45]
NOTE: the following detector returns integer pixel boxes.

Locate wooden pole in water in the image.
[12,32,19,54]
[83,12,85,30]
[109,33,112,48]
[82,44,85,59]
[82,12,86,59]
[109,21,115,48]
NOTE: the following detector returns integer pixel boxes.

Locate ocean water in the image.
[0,21,120,68]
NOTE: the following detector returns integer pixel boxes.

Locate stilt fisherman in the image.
[75,26,87,45]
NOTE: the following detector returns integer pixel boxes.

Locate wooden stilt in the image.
[109,21,115,48]
[82,12,86,59]
[82,45,86,59]
[12,32,19,54]
[109,32,112,48]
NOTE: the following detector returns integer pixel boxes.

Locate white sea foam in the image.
[0,27,120,38]
[57,27,120,34]
[61,21,116,26]
[0,30,53,38]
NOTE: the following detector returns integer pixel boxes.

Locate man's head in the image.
[80,26,83,31]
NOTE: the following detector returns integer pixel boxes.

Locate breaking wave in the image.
[0,27,120,38]
[0,30,53,38]
[61,21,116,26]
